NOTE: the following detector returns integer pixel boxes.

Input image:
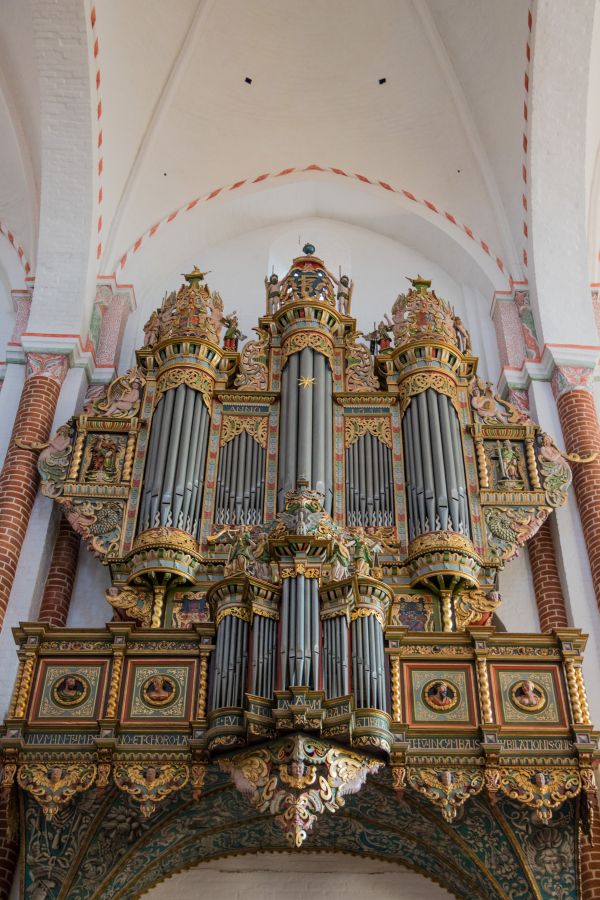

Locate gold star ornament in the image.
[298,376,316,389]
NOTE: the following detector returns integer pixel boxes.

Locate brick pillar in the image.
[527,519,568,631]
[581,806,600,900]
[554,382,600,609]
[0,792,18,900]
[0,353,68,629]
[39,514,80,626]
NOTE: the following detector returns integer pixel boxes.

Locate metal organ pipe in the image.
[137,386,210,538]
[345,433,394,527]
[403,390,470,539]
[214,432,266,526]
[277,349,333,511]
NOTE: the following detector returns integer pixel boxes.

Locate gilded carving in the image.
[454,589,501,630]
[406,767,484,821]
[344,333,379,392]
[155,367,213,411]
[113,764,189,817]
[17,764,96,819]
[85,367,145,418]
[235,327,269,390]
[219,735,382,847]
[281,332,333,368]
[493,767,581,823]
[220,415,268,448]
[344,417,391,449]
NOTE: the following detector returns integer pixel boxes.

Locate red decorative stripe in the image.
[115,166,509,280]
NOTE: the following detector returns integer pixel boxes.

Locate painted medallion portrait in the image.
[510,679,547,714]
[422,679,460,713]
[141,674,179,708]
[51,673,90,708]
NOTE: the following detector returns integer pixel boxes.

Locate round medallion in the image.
[51,673,90,708]
[141,674,179,708]
[510,679,547,713]
[422,679,460,713]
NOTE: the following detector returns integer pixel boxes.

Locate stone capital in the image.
[24,352,69,386]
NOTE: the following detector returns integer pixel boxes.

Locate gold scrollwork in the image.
[350,607,386,628]
[156,368,213,411]
[281,332,333,368]
[113,764,189,817]
[17,764,97,819]
[406,767,484,822]
[398,373,457,417]
[491,767,581,823]
[220,416,268,449]
[344,417,392,449]
[215,606,252,627]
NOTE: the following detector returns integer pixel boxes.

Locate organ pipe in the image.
[277,349,333,512]
[345,433,394,527]
[138,386,210,537]
[403,389,469,539]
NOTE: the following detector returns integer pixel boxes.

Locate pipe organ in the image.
[13,244,595,869]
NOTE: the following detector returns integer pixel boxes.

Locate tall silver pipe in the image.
[365,434,374,524]
[295,573,305,685]
[149,387,175,528]
[358,437,367,524]
[426,389,448,530]
[277,366,289,510]
[416,392,436,530]
[340,615,349,694]
[403,413,417,539]
[257,446,265,521]
[311,578,319,689]
[228,429,240,521]
[251,615,260,695]
[173,387,196,529]
[324,362,333,514]
[248,436,257,523]
[191,404,210,536]
[409,401,425,533]
[138,397,164,531]
[312,352,326,495]
[352,438,360,525]
[304,577,312,685]
[438,393,460,531]
[280,579,290,690]
[285,353,299,492]
[234,431,247,522]
[449,402,469,535]
[222,436,233,523]
[181,393,203,530]
[297,348,314,483]
[161,384,187,526]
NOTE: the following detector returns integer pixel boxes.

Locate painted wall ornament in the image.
[17,764,96,819]
[219,735,383,847]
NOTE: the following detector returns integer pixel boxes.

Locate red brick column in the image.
[39,514,80,626]
[527,519,568,632]
[555,386,600,609]
[581,808,600,900]
[0,354,68,630]
[0,792,18,900]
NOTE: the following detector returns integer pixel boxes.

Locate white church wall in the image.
[144,852,452,900]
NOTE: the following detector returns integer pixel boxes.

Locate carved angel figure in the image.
[105,586,152,626]
[88,367,145,418]
[37,425,74,493]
